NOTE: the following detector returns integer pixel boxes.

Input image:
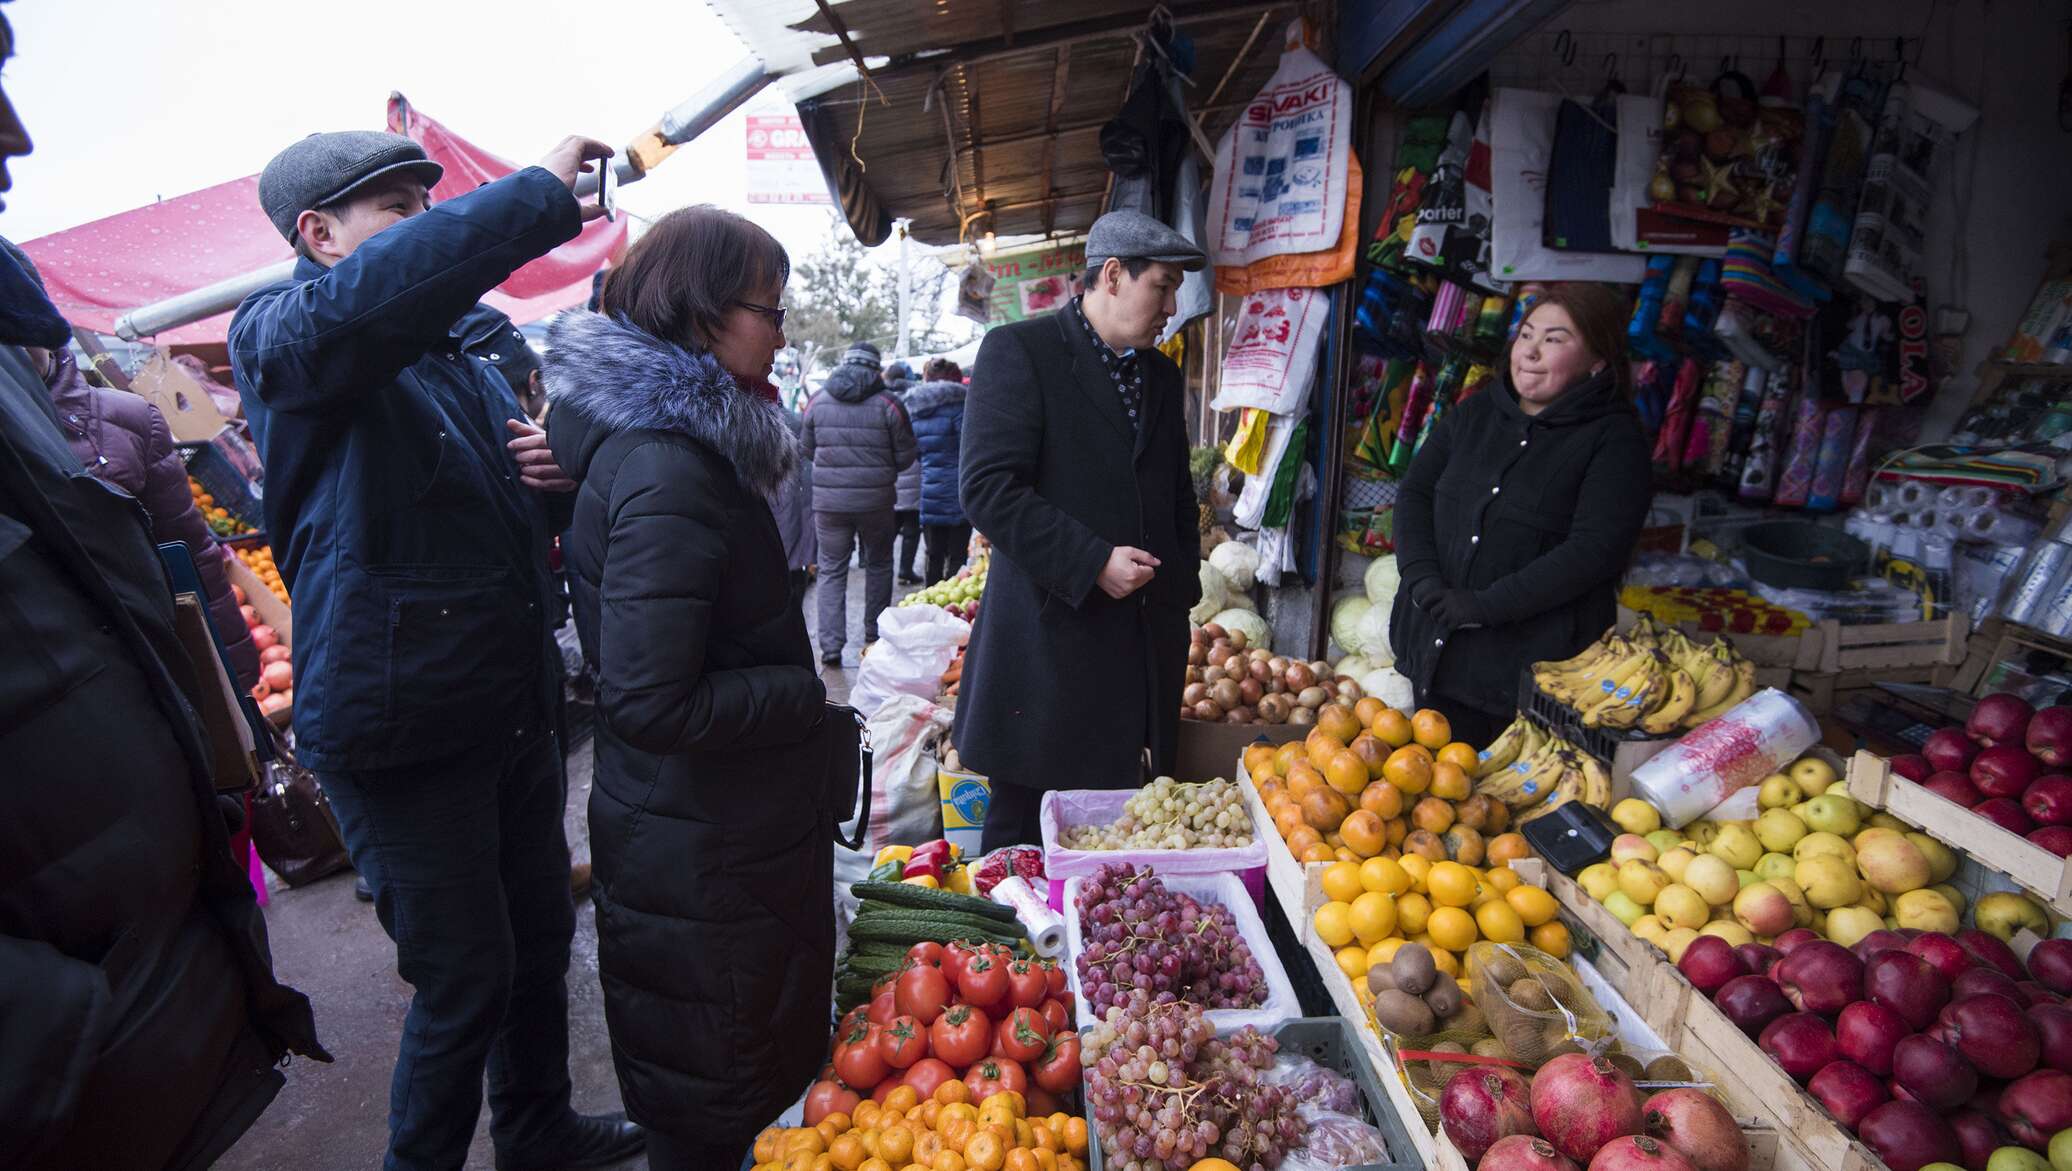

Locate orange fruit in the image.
[1323,749,1369,796]
[1273,807,1304,840]
[1486,832,1532,866]
[1304,728,1347,763]
[1370,708,1414,747]
[1403,828,1447,861]
[1244,743,1280,780]
[1064,1118,1089,1157]
[1386,817,1409,848]
[967,1129,1006,1171]
[1475,899,1527,944]
[1411,709,1453,750]
[1360,855,1412,895]
[1301,786,1350,831]
[1399,853,1433,887]
[1428,905,1478,951]
[1274,741,1309,775]
[1354,697,1387,726]
[1442,825,1486,866]
[1259,777,1287,805]
[1334,846,1360,864]
[1348,731,1391,779]
[1286,825,1323,855]
[1531,920,1573,958]
[831,1134,866,1170]
[1317,705,1364,746]
[878,1126,915,1165]
[1431,947,1462,979]
[1410,796,1455,834]
[934,1152,968,1171]
[1485,866,1522,894]
[1286,763,1324,801]
[1506,885,1559,926]
[1349,890,1398,944]
[1396,891,1433,936]
[1340,809,1386,857]
[1426,861,1478,907]
[1335,943,1369,979]
[1299,841,1336,864]
[1437,742,1481,772]
[1383,746,1433,794]
[1429,761,1471,801]
[884,1086,919,1114]
[1359,780,1404,820]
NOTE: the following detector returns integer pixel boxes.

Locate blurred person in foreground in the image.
[955,210,1203,850]
[228,128,642,1171]
[544,206,831,1171]
[0,9,329,1169]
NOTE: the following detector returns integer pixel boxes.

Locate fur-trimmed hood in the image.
[903,379,966,418]
[543,312,797,495]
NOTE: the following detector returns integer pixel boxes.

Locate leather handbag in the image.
[822,703,873,850]
[249,731,353,887]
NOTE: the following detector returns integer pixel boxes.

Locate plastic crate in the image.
[1084,1016,1421,1171]
[181,442,265,538]
[1516,664,1674,764]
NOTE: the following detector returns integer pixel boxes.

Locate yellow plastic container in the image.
[937,767,992,856]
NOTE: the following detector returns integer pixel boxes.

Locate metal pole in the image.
[895,220,911,359]
[114,259,296,341]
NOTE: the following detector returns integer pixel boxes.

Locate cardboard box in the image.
[130,349,229,444]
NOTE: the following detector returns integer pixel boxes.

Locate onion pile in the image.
[1184,623,1366,726]
[1058,777,1255,851]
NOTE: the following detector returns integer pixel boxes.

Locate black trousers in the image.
[924,522,972,584]
[1419,691,1507,752]
[979,780,1046,853]
[894,509,921,576]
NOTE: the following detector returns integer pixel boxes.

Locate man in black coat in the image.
[956,211,1204,850]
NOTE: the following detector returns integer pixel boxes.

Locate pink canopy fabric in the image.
[19,95,626,345]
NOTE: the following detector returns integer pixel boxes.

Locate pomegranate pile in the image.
[1438,1048,1746,1171]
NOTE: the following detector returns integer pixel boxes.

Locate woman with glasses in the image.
[543,206,831,1171]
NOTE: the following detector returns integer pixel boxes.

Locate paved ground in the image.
[217,564,921,1170]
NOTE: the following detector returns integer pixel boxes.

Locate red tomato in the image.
[873,968,904,994]
[963,1057,1028,1100]
[1038,998,1071,1035]
[957,955,1008,1009]
[895,963,951,1025]
[928,1003,992,1067]
[1006,959,1048,1009]
[907,941,945,969]
[804,1078,861,1125]
[996,1006,1049,1063]
[1033,1031,1080,1094]
[867,985,898,1027]
[901,1057,957,1098]
[837,1005,868,1040]
[944,941,980,987]
[1040,958,1068,997]
[832,1019,889,1089]
[876,1014,927,1070]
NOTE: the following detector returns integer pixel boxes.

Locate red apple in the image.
[1906,934,1978,984]
[1892,1034,1979,1110]
[1889,753,1933,783]
[2030,1002,2072,1074]
[1836,1000,1912,1076]
[1778,941,1865,1017]
[1677,935,1751,997]
[1773,928,1822,954]
[1998,1067,2072,1149]
[1854,930,1912,962]
[1760,1012,1840,1083]
[2028,826,2072,857]
[2029,706,2072,768]
[1969,693,2037,748]
[1945,1107,2007,1171]
[2023,775,2072,826]
[1972,797,2036,835]
[1940,992,2041,1079]
[1922,770,1985,807]
[1868,951,1954,1031]
[1974,746,2045,800]
[1715,975,1792,1038]
[1958,929,2028,981]
[2029,939,2072,996]
[1951,966,2023,1005]
[1733,944,1783,980]
[1925,727,1983,773]
[1858,1100,1962,1171]
[1809,1060,1889,1130]
[2019,982,2066,1007]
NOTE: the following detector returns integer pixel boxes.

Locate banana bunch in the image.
[1474,714,1613,825]
[1532,615,1758,734]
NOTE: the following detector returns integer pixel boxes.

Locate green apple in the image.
[1684,819,1721,847]
[1894,889,1960,934]
[2048,1126,2072,1171]
[1656,883,1710,930]
[1619,859,1672,906]
[1793,832,1856,866]
[1755,852,1797,882]
[1708,824,1764,870]
[1757,773,1804,810]
[1976,891,2051,941]
[1987,1147,2053,1171]
[1906,832,1958,884]
[1658,847,1697,883]
[1755,808,1809,853]
[1661,927,1700,963]
[1604,890,1646,926]
[1931,883,1966,917]
[1698,920,1754,946]
[1824,905,1884,948]
[1681,854,1739,905]
[1795,855,1862,909]
[1736,869,1759,889]
[1579,863,1619,901]
[1800,794,1862,837]
[1612,798,1662,836]
[1646,829,1685,856]
[1633,914,1667,942]
[1771,876,1815,927]
[1791,755,1839,791]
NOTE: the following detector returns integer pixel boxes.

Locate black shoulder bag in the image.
[823,702,873,851]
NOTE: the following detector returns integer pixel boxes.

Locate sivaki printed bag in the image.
[1206,39,1353,268]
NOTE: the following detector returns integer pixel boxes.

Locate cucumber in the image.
[849,881,1020,923]
[840,952,908,978]
[846,940,912,961]
[856,908,1025,940]
[847,918,1021,948]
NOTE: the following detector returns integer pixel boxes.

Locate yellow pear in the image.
[1658,847,1697,883]
[1793,832,1856,866]
[1681,854,1740,907]
[1619,859,1672,906]
[1655,883,1710,930]
[1698,920,1755,946]
[1905,833,1958,884]
[1611,798,1662,836]
[1757,773,1804,810]
[1794,855,1863,909]
[1579,863,1620,901]
[1708,824,1764,871]
[1824,905,1885,948]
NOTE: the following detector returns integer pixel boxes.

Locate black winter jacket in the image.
[1389,369,1652,716]
[801,363,916,514]
[544,312,831,1140]
[906,379,966,527]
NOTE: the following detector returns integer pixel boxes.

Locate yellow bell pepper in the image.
[944,866,974,896]
[901,874,940,889]
[873,844,914,867]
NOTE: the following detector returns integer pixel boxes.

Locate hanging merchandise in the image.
[1772,71,1840,301]
[1365,115,1451,274]
[1720,230,1816,318]
[1649,68,1807,234]
[1233,410,1305,530]
[1773,392,1826,507]
[1713,297,1789,370]
[1103,58,1191,224]
[1799,68,1889,287]
[1842,407,1879,505]
[1612,93,1730,256]
[1213,285,1331,415]
[1543,90,1623,253]
[1816,288,1923,404]
[1351,263,1432,358]
[1385,362,1436,477]
[1721,363,1770,484]
[1224,407,1272,474]
[1404,109,1508,294]
[1206,23,1353,268]
[1488,88,1648,283]
[955,260,996,325]
[1843,78,1979,303]
[1163,85,1215,343]
[1651,356,1704,472]
[1807,403,1860,511]
[1682,359,1748,476]
[1215,158,1364,294]
[1739,367,1797,501]
[1627,257,1675,361]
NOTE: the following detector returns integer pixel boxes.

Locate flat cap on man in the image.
[259,130,445,243]
[1084,209,1207,273]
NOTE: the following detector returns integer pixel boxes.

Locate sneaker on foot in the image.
[820,649,843,667]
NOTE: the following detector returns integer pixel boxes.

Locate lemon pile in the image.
[1310,855,1567,997]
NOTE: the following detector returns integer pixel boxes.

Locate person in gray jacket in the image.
[801,341,915,666]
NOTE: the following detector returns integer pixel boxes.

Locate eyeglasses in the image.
[734,300,787,329]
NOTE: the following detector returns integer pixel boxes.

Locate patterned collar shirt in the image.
[1069,294,1143,438]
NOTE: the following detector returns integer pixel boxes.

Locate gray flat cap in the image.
[1084,209,1206,272]
[259,131,445,242]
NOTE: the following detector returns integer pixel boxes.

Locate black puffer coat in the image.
[544,312,831,1141]
[1389,369,1652,717]
[801,362,915,514]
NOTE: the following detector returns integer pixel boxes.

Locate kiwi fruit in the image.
[1478,950,1529,990]
[1373,989,1438,1037]
[1451,1002,1488,1038]
[1606,1052,1645,1080]
[1427,1040,1470,1085]
[1392,944,1437,997]
[1645,1055,1695,1083]
[1366,963,1398,998]
[1471,1037,1508,1060]
[1508,977,1555,1012]
[1422,972,1464,1019]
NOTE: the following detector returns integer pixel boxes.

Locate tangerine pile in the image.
[757,1083,1088,1171]
[234,544,290,606]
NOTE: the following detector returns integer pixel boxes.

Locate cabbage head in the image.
[1207,540,1261,586]
[1364,554,1401,605]
[1359,667,1415,710]
[1334,654,1377,679]
[1209,607,1269,650]
[1329,594,1372,655]
[1354,604,1392,664]
[1190,563,1228,626]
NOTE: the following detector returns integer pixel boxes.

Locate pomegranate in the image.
[1835,1000,1911,1077]
[1759,1012,1838,1082]
[1440,1065,1536,1164]
[250,624,280,652]
[1858,1100,1962,1171]
[1922,770,1985,807]
[1957,929,2028,981]
[1968,693,2036,748]
[2029,938,2072,995]
[1945,1107,2007,1171]
[262,661,294,691]
[1905,933,1978,984]
[1889,753,1933,782]
[1940,992,2040,1079]
[1809,1059,1890,1129]
[1867,951,1954,1030]
[1531,1053,1644,1164]
[1584,1135,1695,1171]
[1482,1135,1582,1171]
[259,644,292,665]
[1998,1067,2072,1149]
[1891,1034,1978,1110]
[1677,936,1750,997]
[1641,1088,1746,1171]
[1923,727,1982,774]
[1972,797,2037,835]
[2028,706,2072,768]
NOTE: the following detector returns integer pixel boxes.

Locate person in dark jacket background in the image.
[0,19,329,1165]
[907,357,969,584]
[887,358,923,584]
[1389,282,1653,748]
[5,236,260,691]
[956,210,1203,850]
[545,205,830,1171]
[801,340,916,665]
[230,130,643,1171]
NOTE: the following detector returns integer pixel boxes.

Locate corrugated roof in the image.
[705,0,1302,245]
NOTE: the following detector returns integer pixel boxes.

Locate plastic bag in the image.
[1467,942,1614,1066]
[832,694,952,897]
[1061,871,1298,1037]
[1263,1054,1361,1115]
[848,605,969,717]
[1277,1111,1392,1171]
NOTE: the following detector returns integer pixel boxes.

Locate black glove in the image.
[1409,577,1445,610]
[1429,588,1486,631]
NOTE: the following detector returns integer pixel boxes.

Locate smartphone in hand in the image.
[597,157,617,223]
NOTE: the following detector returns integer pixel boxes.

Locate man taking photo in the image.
[230,130,641,1171]
[955,210,1204,850]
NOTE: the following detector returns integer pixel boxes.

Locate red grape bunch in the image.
[1074,862,1268,1020]
[1081,997,1301,1170]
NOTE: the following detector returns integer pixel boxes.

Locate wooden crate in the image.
[224,556,292,728]
[1239,764,1324,944]
[1791,614,1969,714]
[1949,619,2072,701]
[1845,749,2072,914]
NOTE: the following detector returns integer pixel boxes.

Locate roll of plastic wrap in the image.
[1964,509,2042,546]
[1938,485,1998,511]
[988,875,1066,958]
[1895,480,1933,509]
[1629,689,1822,828]
[1865,481,1893,512]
